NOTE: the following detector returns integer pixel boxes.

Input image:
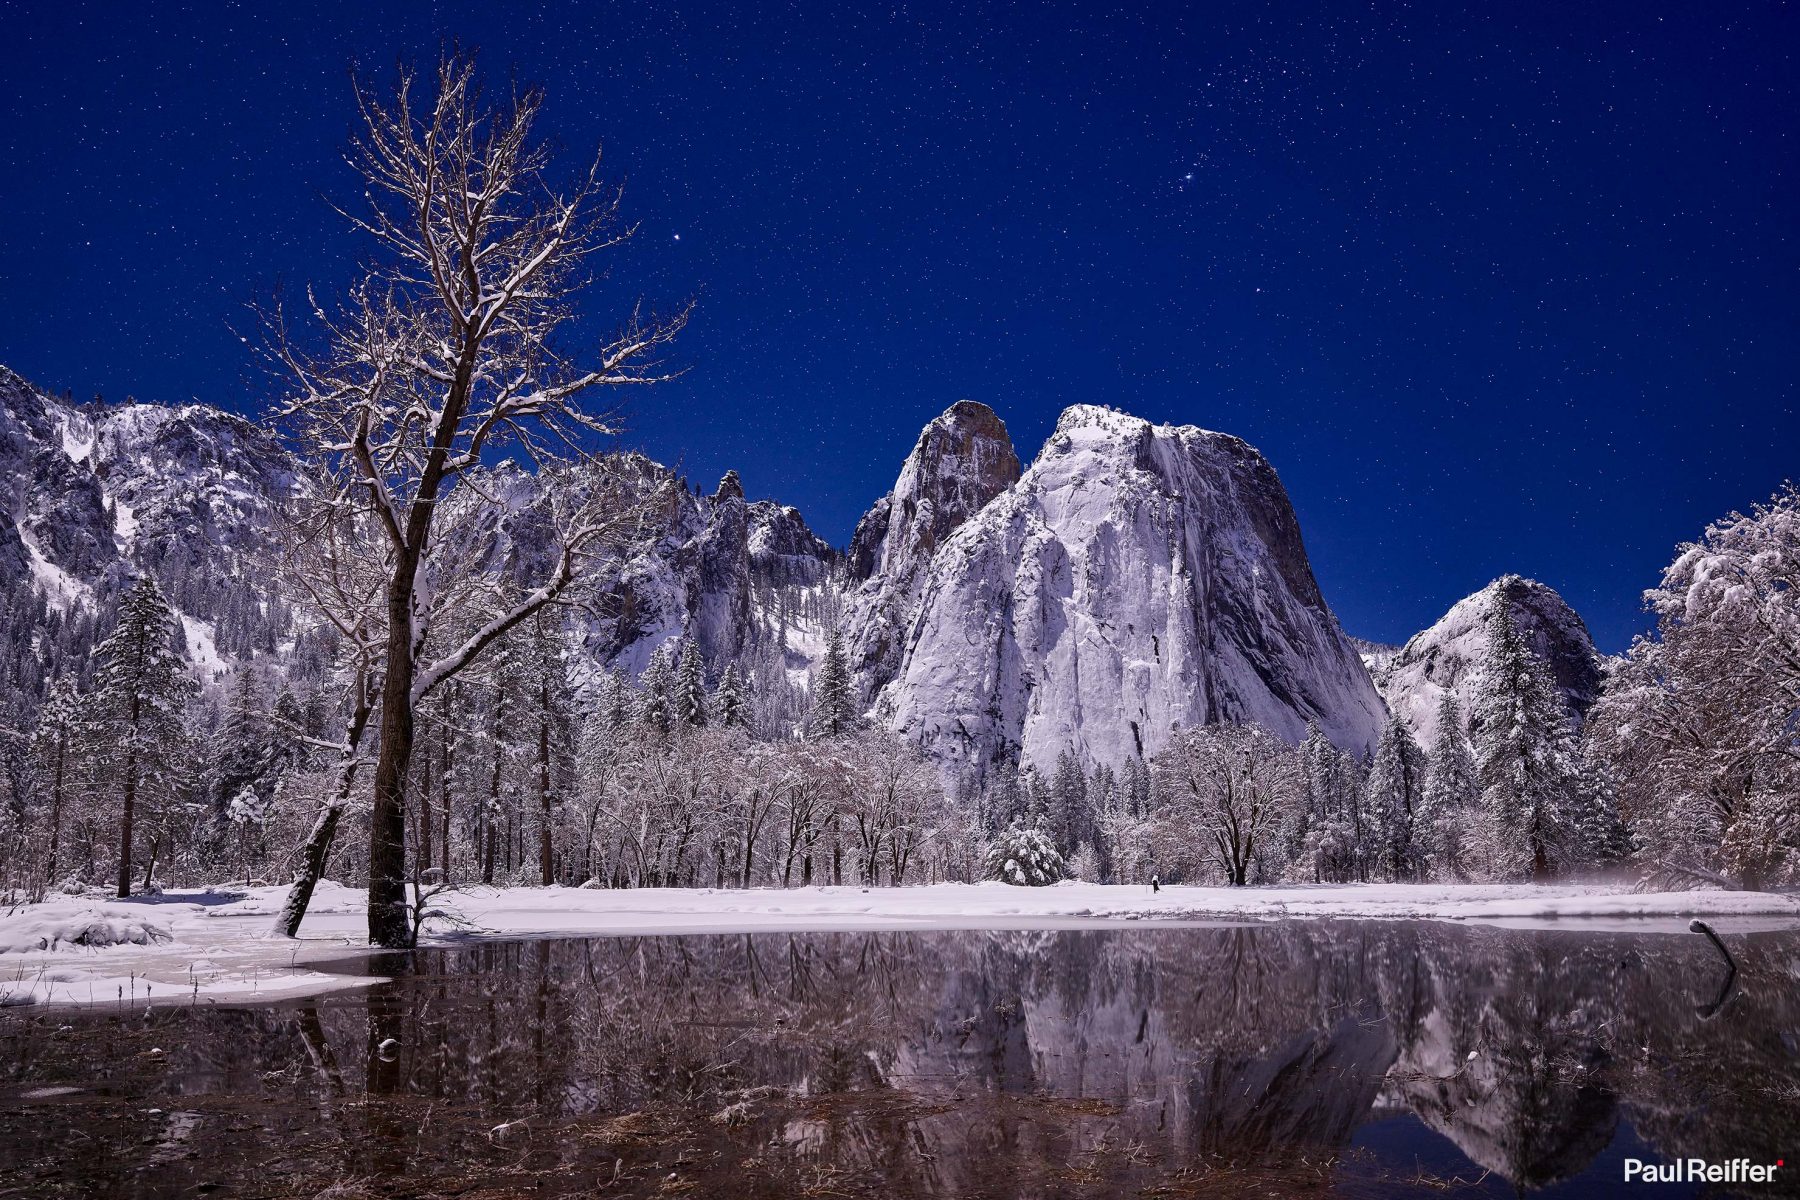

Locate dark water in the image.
[1,922,1797,1199]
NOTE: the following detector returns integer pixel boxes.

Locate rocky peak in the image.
[1372,574,1603,748]
[846,400,1020,584]
[842,401,1021,704]
[714,469,745,504]
[881,404,1386,780]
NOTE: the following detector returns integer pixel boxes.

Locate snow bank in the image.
[0,880,1794,1009]
[0,906,170,953]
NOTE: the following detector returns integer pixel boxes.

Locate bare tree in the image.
[267,483,386,937]
[1587,486,1800,891]
[269,53,687,945]
[1151,723,1299,886]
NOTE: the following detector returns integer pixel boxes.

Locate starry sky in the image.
[4,2,1795,651]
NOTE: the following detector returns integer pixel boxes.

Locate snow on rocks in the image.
[882,404,1387,780]
[843,399,1022,705]
[1373,574,1604,749]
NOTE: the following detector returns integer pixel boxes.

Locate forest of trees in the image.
[6,486,1800,908]
[2,54,1796,927]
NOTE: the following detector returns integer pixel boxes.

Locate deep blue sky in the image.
[4,3,1795,651]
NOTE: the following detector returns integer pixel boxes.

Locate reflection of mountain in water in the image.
[8,923,1800,1198]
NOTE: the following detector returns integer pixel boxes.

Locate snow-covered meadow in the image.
[3,879,1796,1009]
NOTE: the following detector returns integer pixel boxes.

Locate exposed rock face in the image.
[1,363,1390,767]
[577,460,838,675]
[1373,575,1603,749]
[0,366,301,681]
[881,404,1386,780]
[844,401,1022,704]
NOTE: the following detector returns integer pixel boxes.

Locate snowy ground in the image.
[3,879,1797,1009]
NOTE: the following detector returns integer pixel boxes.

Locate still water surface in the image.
[1,921,1796,1198]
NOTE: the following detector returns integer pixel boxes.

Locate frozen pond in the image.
[2,921,1796,1197]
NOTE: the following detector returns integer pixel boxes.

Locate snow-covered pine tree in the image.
[1419,692,1477,880]
[714,662,747,728]
[1050,748,1089,859]
[1022,764,1051,832]
[637,645,675,735]
[207,664,271,816]
[1121,754,1152,818]
[675,638,708,727]
[89,576,196,897]
[984,821,1069,886]
[981,766,1028,837]
[1566,749,1632,869]
[1297,723,1364,882]
[29,676,82,883]
[1366,715,1427,881]
[808,626,855,738]
[597,666,634,730]
[1471,589,1582,880]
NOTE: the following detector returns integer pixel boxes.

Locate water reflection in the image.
[3,922,1797,1198]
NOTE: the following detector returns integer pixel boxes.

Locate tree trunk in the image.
[368,577,418,948]
[439,686,454,882]
[47,738,66,884]
[272,674,374,939]
[537,691,553,886]
[417,736,433,875]
[117,690,141,898]
[141,835,158,893]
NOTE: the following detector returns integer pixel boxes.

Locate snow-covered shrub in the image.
[0,910,172,954]
[226,787,271,826]
[984,823,1068,886]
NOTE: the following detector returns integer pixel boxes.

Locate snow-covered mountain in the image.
[0,367,839,710]
[4,364,1423,777]
[572,462,838,677]
[879,404,1387,780]
[843,400,1021,704]
[0,365,302,684]
[1371,575,1604,748]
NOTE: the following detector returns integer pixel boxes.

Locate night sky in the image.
[4,3,1795,651]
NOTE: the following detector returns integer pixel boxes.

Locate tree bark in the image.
[116,689,141,899]
[538,683,553,886]
[272,674,374,938]
[367,574,419,948]
[47,735,66,884]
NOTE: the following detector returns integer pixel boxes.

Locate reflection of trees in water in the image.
[12,925,1799,1197]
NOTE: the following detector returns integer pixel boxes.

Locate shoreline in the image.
[3,879,1797,1009]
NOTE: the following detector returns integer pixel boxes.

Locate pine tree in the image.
[637,645,675,735]
[982,767,1028,837]
[714,662,747,728]
[1566,750,1632,869]
[1298,723,1364,882]
[89,576,195,897]
[984,821,1069,886]
[1419,692,1477,880]
[1366,716,1428,881]
[675,638,708,727]
[207,664,270,815]
[1050,748,1089,859]
[808,626,855,738]
[29,677,82,882]
[1471,588,1582,880]
[596,666,633,730]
